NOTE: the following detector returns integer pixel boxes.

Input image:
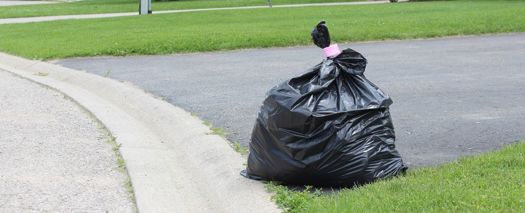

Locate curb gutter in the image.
[0,52,279,213]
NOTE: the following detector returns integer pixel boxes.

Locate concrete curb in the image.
[0,52,279,213]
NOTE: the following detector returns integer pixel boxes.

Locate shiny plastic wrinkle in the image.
[243,48,407,186]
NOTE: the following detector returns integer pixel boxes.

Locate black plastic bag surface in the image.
[242,22,407,186]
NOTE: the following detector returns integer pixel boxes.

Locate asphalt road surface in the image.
[57,33,525,167]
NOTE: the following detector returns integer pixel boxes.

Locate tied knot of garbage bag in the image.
[311,21,331,49]
[242,21,407,187]
[312,21,342,58]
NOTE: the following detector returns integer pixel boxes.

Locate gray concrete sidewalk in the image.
[0,69,134,212]
[0,1,56,7]
[0,1,392,24]
[0,52,279,212]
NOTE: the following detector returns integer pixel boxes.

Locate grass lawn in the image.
[0,0,361,19]
[1,1,524,60]
[268,141,525,212]
[4,1,525,59]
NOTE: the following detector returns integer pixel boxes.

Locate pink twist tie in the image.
[323,44,342,58]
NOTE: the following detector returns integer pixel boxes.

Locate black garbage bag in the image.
[241,21,407,186]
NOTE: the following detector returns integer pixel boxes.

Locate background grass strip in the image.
[0,0,361,19]
[1,1,525,59]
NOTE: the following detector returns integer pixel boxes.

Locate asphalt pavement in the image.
[57,33,525,167]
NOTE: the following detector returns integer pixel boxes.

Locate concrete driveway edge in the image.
[0,52,279,213]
